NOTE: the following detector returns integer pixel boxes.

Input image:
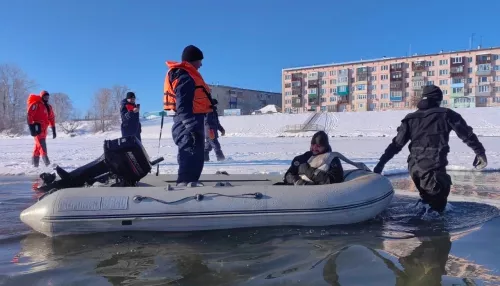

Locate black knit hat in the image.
[126,92,136,99]
[422,85,443,102]
[182,45,204,62]
[310,131,332,152]
[212,98,218,105]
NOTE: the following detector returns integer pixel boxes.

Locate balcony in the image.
[450,66,465,77]
[411,80,425,91]
[450,82,465,89]
[291,73,302,82]
[291,97,303,107]
[476,64,492,76]
[412,61,427,72]
[307,72,319,80]
[475,86,492,97]
[356,74,368,82]
[450,56,465,67]
[476,54,492,65]
[452,97,474,109]
[338,69,349,77]
[390,72,403,82]
[337,85,349,96]
[308,94,320,105]
[356,67,368,74]
[291,87,302,96]
[412,75,425,82]
[390,63,404,72]
[390,93,403,102]
[450,88,465,98]
[390,82,403,90]
[307,80,319,88]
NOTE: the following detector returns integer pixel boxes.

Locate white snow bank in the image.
[1,107,499,176]
[251,104,281,114]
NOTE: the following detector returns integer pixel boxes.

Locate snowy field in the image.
[1,107,499,176]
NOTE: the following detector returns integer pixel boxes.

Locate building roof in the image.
[209,84,281,95]
[282,46,500,72]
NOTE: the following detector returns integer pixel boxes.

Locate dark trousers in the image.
[175,131,205,184]
[204,137,222,154]
[409,164,452,213]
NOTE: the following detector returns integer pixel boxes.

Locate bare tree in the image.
[50,92,74,123]
[410,90,423,108]
[90,88,115,132]
[0,64,37,134]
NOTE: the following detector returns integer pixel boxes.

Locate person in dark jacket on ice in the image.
[163,45,214,186]
[373,85,487,213]
[204,99,226,161]
[120,92,142,141]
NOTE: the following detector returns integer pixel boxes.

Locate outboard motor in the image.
[37,136,164,192]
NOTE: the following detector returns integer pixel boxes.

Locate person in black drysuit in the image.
[204,99,226,161]
[373,85,487,213]
[120,92,142,141]
[283,131,344,185]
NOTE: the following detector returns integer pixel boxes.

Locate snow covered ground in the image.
[1,107,499,176]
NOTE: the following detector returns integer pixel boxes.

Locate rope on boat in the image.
[132,192,263,204]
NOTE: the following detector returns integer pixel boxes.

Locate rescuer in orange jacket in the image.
[27,90,56,167]
[163,45,214,186]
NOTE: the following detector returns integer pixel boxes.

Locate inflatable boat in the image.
[21,170,394,237]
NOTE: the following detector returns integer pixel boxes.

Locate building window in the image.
[330,96,337,102]
[321,80,327,85]
[330,70,336,76]
[451,78,463,84]
[369,85,376,90]
[370,75,377,81]
[381,65,389,71]
[319,72,326,77]
[468,57,473,63]
[426,81,434,86]
[494,87,500,92]
[308,88,317,94]
[468,67,473,73]
[452,87,464,93]
[381,93,389,99]
[321,97,326,103]
[494,76,500,82]
[443,89,448,95]
[381,84,388,90]
[330,79,336,84]
[479,76,488,83]
[370,67,377,72]
[467,88,473,93]
[439,79,448,85]
[439,59,449,65]
[494,65,500,71]
[426,71,434,76]
[494,55,499,60]
[285,75,291,80]
[381,75,389,80]
[320,106,327,111]
[479,98,487,104]
[494,97,500,103]
[414,72,422,77]
[320,88,326,95]
[338,76,348,83]
[439,69,449,76]
[330,88,337,94]
[451,57,463,64]
[425,61,435,67]
[468,78,473,83]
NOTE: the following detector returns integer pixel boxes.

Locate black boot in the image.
[204,151,210,162]
[32,156,40,167]
[42,156,51,167]
[215,151,225,161]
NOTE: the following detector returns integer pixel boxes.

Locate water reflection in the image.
[9,220,498,286]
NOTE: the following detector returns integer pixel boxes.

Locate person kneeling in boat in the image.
[283,131,370,185]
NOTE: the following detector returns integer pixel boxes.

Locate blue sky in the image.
[1,0,499,114]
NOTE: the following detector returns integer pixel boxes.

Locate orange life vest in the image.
[163,61,213,114]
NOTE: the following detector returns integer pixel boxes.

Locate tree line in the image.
[0,63,130,135]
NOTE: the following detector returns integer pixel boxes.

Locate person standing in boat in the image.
[163,45,214,186]
[283,131,369,185]
[373,85,487,213]
[204,98,226,162]
[120,91,142,141]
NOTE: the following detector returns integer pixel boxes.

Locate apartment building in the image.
[282,47,500,113]
[209,84,281,115]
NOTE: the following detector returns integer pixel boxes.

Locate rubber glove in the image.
[473,154,487,170]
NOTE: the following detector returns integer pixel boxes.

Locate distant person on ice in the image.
[163,45,214,186]
[204,98,226,161]
[283,131,369,185]
[120,91,142,141]
[27,90,56,167]
[373,85,487,213]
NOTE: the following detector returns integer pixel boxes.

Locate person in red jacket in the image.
[26,90,56,167]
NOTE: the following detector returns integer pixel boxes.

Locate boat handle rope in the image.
[132,192,264,204]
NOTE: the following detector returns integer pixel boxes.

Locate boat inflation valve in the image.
[195,194,204,201]
[254,192,263,199]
